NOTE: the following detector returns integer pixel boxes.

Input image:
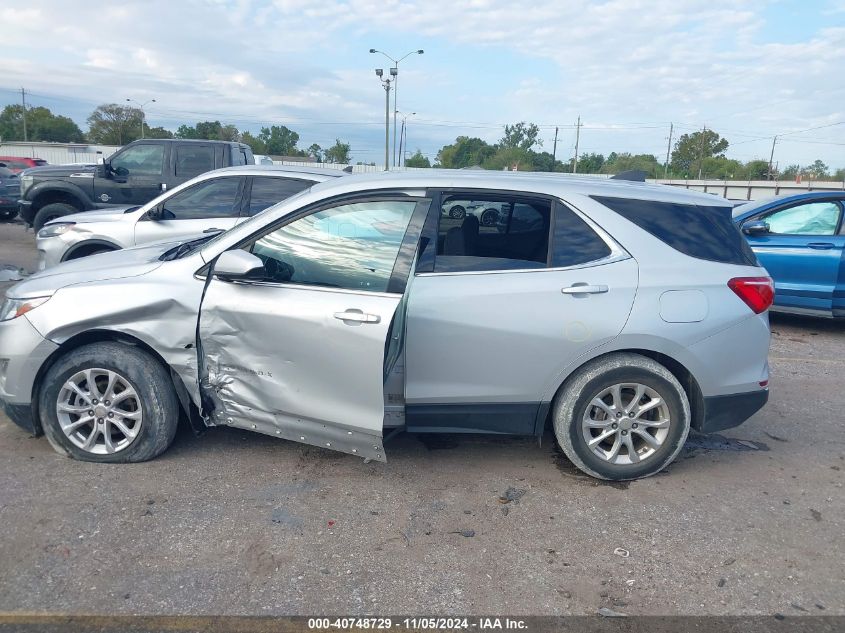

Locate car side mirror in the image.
[742,220,770,236]
[145,206,175,221]
[213,250,265,281]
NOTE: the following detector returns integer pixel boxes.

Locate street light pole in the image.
[375,69,392,171]
[370,48,423,167]
[126,98,156,139]
[398,112,416,167]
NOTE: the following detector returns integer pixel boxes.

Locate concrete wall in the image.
[651,178,845,201]
[0,142,120,165]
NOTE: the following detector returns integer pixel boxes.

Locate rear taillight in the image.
[728,277,774,314]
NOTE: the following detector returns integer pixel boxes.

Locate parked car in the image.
[0,165,21,220]
[18,139,254,232]
[733,191,845,318]
[0,156,47,174]
[35,165,344,270]
[442,199,505,226]
[0,172,772,481]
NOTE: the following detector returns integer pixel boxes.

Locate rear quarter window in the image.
[592,195,757,266]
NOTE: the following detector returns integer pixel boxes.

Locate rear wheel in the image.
[553,353,690,480]
[39,342,179,463]
[449,205,466,219]
[480,208,499,226]
[33,203,79,233]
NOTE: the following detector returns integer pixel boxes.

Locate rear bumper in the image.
[18,199,33,225]
[698,389,768,433]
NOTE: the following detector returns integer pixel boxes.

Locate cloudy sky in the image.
[2,0,844,169]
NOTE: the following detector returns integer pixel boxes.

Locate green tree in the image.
[833,167,845,181]
[258,125,301,156]
[404,149,431,168]
[87,104,143,145]
[500,122,542,151]
[307,144,323,162]
[738,160,770,180]
[144,126,173,139]
[780,164,800,180]
[240,131,266,154]
[602,152,662,178]
[670,129,729,177]
[483,147,535,171]
[436,136,495,169]
[0,104,84,142]
[324,139,351,164]
[576,152,605,174]
[805,159,829,179]
[175,121,239,141]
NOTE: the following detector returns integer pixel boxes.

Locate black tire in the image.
[33,203,79,233]
[0,209,18,222]
[480,208,499,226]
[449,205,466,219]
[553,353,691,481]
[39,342,179,463]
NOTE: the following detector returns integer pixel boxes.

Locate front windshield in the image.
[198,184,316,254]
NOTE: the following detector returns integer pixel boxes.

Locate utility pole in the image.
[664,122,673,179]
[375,69,392,171]
[766,135,778,180]
[697,125,707,179]
[572,116,581,174]
[370,48,424,167]
[20,87,28,142]
[552,126,559,171]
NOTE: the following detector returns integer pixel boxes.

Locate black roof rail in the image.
[610,170,647,182]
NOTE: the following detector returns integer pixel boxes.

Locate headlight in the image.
[19,174,33,196]
[37,222,76,238]
[0,297,51,322]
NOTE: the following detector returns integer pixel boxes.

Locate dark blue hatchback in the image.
[733,191,845,318]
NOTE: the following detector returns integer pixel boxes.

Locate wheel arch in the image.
[541,347,705,435]
[29,183,93,213]
[62,239,122,262]
[30,329,200,435]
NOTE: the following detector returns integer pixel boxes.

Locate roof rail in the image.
[610,170,647,182]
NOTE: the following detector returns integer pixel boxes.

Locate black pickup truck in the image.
[18,139,254,231]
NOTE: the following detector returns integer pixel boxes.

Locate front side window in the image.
[763,201,841,236]
[248,176,314,216]
[110,144,165,177]
[161,177,242,219]
[174,146,215,178]
[247,199,417,292]
[434,194,551,272]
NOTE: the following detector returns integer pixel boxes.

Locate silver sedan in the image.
[0,171,772,480]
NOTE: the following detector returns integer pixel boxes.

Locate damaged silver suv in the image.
[0,171,773,480]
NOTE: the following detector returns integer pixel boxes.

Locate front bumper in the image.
[698,389,769,433]
[0,314,58,434]
[35,234,72,271]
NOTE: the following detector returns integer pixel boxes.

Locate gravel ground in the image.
[0,218,843,616]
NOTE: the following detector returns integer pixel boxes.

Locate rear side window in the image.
[552,202,612,267]
[434,194,551,272]
[248,176,314,216]
[174,146,215,178]
[592,196,757,266]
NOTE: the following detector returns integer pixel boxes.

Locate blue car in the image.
[733,192,845,318]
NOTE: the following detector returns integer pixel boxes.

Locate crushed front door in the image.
[196,196,429,461]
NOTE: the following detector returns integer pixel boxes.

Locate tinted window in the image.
[552,203,612,267]
[592,196,757,266]
[162,177,242,219]
[175,146,215,178]
[247,200,417,292]
[248,176,314,216]
[435,195,551,272]
[111,144,165,177]
[763,201,841,235]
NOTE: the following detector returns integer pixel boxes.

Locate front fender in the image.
[27,180,96,210]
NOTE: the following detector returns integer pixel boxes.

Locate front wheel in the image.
[553,353,691,480]
[39,342,180,463]
[33,202,79,233]
[0,209,18,222]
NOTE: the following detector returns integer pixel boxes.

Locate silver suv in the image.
[0,171,772,480]
[35,165,344,270]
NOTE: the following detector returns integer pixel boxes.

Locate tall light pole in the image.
[398,112,416,167]
[375,69,393,171]
[370,48,423,167]
[126,98,156,139]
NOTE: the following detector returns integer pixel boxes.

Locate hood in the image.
[25,164,95,178]
[45,206,140,226]
[5,240,175,299]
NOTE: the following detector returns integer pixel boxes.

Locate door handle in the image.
[333,309,381,324]
[561,284,608,295]
[203,227,223,233]
[807,242,834,250]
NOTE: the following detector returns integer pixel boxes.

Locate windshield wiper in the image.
[159,234,217,261]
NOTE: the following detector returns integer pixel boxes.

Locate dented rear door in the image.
[197,195,430,461]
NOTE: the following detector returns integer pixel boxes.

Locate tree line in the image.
[0,103,841,179]
[0,103,351,163]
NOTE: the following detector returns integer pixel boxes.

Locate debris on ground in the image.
[498,487,526,504]
[450,529,475,537]
[613,547,630,558]
[597,607,627,617]
[0,266,26,282]
[810,509,822,522]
